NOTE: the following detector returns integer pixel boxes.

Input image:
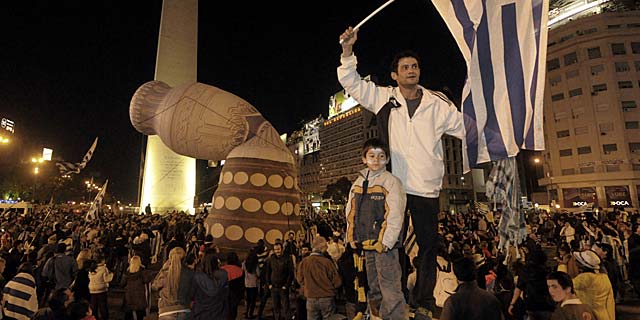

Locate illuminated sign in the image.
[610,200,630,206]
[563,187,596,208]
[548,0,610,27]
[1,118,14,133]
[303,118,321,155]
[323,107,362,126]
[328,89,359,119]
[605,186,631,207]
[42,148,53,161]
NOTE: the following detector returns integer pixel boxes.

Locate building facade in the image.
[539,5,640,210]
[319,106,378,190]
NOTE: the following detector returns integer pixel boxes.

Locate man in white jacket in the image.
[339,27,464,320]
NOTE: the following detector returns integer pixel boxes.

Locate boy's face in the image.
[362,147,388,172]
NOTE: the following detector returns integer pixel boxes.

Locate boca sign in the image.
[605,186,631,208]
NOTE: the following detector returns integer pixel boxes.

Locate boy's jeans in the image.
[365,248,406,319]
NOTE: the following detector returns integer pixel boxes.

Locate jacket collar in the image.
[561,298,583,307]
[359,168,386,180]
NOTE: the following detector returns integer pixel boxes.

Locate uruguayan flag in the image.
[56,137,98,176]
[431,0,548,169]
[86,179,108,222]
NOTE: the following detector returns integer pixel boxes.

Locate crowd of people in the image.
[0,194,638,320]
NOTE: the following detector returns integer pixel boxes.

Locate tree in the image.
[322,176,352,204]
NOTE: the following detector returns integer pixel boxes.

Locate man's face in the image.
[547,279,570,302]
[274,244,283,257]
[391,57,420,87]
[301,247,310,257]
[362,148,387,172]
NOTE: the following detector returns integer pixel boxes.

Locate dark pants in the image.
[408,195,439,312]
[257,285,270,317]
[271,287,290,320]
[124,310,146,320]
[91,292,109,320]
[246,287,258,317]
[296,295,307,320]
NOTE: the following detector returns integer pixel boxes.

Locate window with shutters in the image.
[552,93,565,101]
[591,64,605,75]
[599,122,614,133]
[577,146,592,154]
[566,69,580,78]
[575,126,589,135]
[630,143,640,153]
[625,121,639,129]
[559,149,572,157]
[557,130,570,138]
[587,47,601,59]
[569,88,583,97]
[622,101,637,112]
[632,42,640,54]
[561,168,575,175]
[580,167,595,174]
[618,81,633,89]
[615,61,630,72]
[612,43,626,55]
[564,52,578,65]
[592,83,607,92]
[549,76,562,87]
[595,104,609,112]
[603,144,617,153]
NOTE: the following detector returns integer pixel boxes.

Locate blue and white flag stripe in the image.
[431,0,548,169]
[56,137,98,176]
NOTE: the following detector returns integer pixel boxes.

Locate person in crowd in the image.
[220,252,244,320]
[0,257,7,289]
[243,249,260,319]
[345,138,407,319]
[439,257,504,320]
[33,287,74,320]
[295,242,313,320]
[572,250,615,320]
[121,255,154,320]
[43,243,78,290]
[508,249,554,320]
[191,251,229,320]
[73,249,93,303]
[546,271,596,320]
[339,23,465,320]
[264,242,294,320]
[66,300,95,320]
[152,247,193,320]
[297,236,342,320]
[560,222,576,248]
[88,256,113,320]
[2,262,38,320]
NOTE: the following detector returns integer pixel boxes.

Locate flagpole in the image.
[339,0,396,44]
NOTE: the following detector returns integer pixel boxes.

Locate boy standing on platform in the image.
[345,138,407,319]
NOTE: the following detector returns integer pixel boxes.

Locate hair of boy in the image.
[361,138,390,158]
[547,271,575,294]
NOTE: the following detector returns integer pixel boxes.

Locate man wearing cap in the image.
[439,257,503,320]
[296,236,342,320]
[572,250,615,320]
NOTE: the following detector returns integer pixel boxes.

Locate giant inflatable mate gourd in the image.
[130,81,301,250]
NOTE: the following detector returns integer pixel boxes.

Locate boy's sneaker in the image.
[412,307,432,320]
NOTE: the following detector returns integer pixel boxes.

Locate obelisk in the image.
[139,0,197,214]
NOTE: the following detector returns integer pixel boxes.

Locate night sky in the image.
[0,0,466,202]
